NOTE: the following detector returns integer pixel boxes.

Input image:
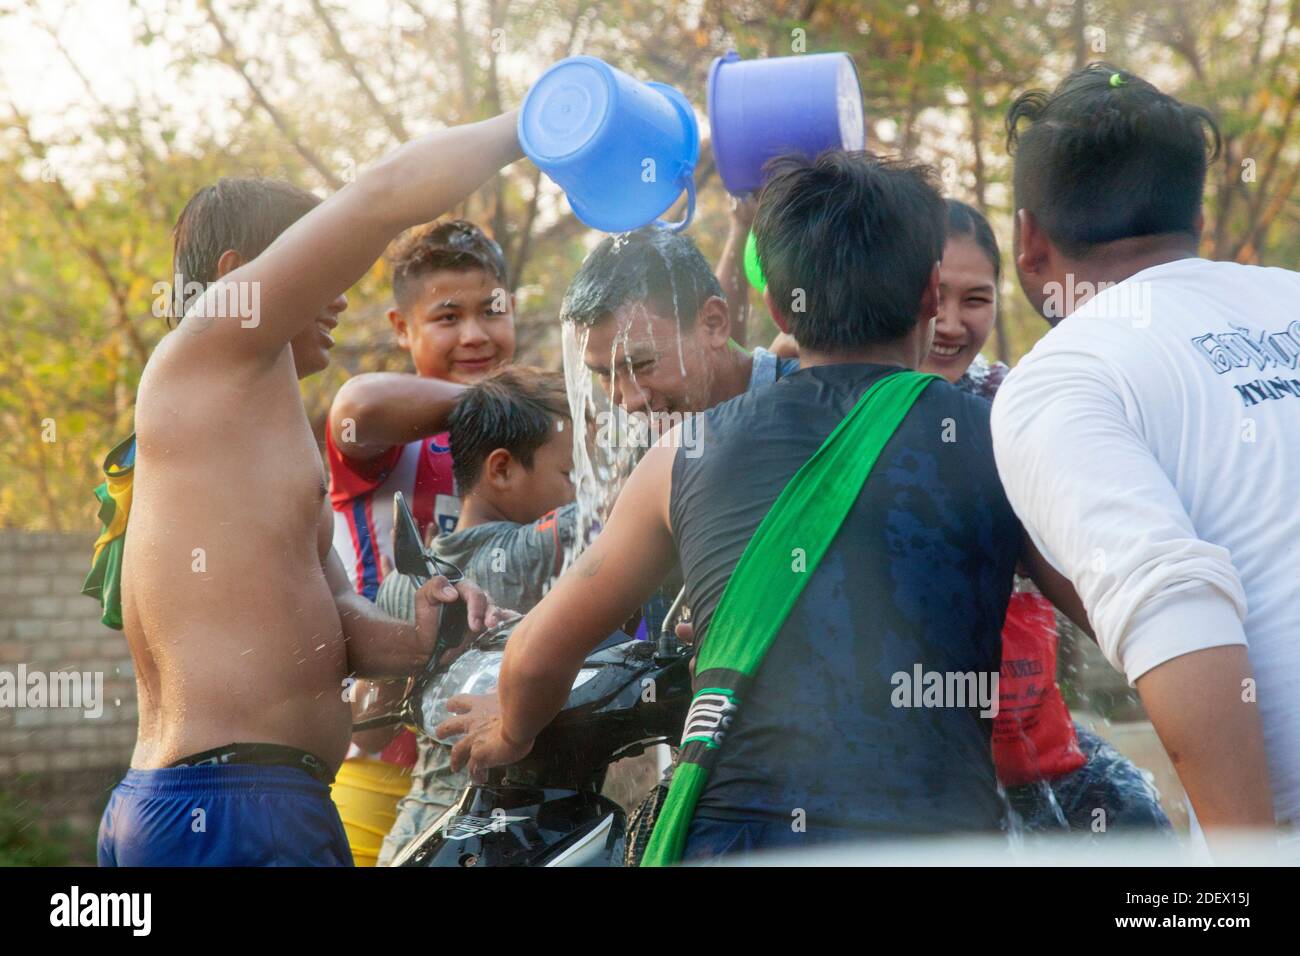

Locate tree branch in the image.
[307,0,410,143]
[6,104,151,365]
[200,0,345,189]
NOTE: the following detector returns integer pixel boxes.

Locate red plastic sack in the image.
[992,591,1086,786]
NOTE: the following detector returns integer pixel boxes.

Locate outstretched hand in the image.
[437,693,533,780]
[729,193,758,228]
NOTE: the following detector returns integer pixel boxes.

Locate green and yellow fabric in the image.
[641,370,937,866]
[82,434,136,630]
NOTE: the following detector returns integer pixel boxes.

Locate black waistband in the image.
[168,743,333,785]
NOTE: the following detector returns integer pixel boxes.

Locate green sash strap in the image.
[640,369,938,866]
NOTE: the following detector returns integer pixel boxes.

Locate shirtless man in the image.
[97,111,522,867]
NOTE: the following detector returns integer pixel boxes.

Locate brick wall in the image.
[0,531,136,861]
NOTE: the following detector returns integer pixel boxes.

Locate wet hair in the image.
[448,366,570,491]
[170,177,321,327]
[945,199,1001,284]
[391,219,509,307]
[560,227,723,329]
[1006,62,1220,256]
[753,150,946,350]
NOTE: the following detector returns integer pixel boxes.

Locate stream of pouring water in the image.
[557,233,689,574]
[559,320,634,573]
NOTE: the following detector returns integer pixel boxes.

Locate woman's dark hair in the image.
[1006,62,1220,256]
[448,366,570,491]
[390,219,509,306]
[560,227,723,329]
[753,150,946,351]
[170,177,320,327]
[945,199,1000,284]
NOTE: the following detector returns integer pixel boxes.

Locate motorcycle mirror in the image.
[350,494,475,736]
[393,491,434,584]
[660,587,687,643]
[392,491,470,674]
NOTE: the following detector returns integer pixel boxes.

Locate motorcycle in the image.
[363,493,691,867]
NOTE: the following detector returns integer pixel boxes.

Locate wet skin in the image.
[120,113,522,777]
[580,298,752,420]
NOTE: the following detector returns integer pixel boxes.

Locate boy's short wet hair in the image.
[1006,62,1220,256]
[754,150,946,351]
[449,366,570,491]
[390,219,509,306]
[170,177,320,326]
[559,227,723,329]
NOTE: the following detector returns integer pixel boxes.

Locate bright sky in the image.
[0,0,396,142]
[2,1,173,126]
[2,0,227,175]
[4,0,1199,217]
[0,0,433,191]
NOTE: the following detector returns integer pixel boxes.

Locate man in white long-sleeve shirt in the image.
[991,63,1296,841]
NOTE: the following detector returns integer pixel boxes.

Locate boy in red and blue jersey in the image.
[327,219,516,599]
[327,425,460,599]
[325,219,515,864]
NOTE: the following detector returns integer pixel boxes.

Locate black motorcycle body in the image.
[372,491,691,867]
[392,636,691,867]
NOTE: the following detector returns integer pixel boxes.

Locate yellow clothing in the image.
[330,756,412,867]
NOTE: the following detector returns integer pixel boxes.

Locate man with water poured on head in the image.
[559,228,798,644]
[562,228,799,423]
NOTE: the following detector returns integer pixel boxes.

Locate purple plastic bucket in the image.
[708,51,866,196]
[519,56,699,233]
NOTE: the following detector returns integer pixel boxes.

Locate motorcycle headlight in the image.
[419,648,506,743]
[418,658,604,743]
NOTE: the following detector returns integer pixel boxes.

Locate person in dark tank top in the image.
[670,363,1020,843]
[441,150,1089,862]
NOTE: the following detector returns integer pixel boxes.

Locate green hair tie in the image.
[1109,72,1126,88]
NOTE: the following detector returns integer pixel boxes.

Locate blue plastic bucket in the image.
[518,56,699,233]
[708,50,865,196]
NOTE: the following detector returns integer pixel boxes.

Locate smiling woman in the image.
[923,199,1007,397]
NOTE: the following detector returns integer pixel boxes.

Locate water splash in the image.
[653,241,689,379]
[559,322,639,572]
[557,226,702,569]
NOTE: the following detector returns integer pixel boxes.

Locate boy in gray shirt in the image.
[376,366,575,864]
